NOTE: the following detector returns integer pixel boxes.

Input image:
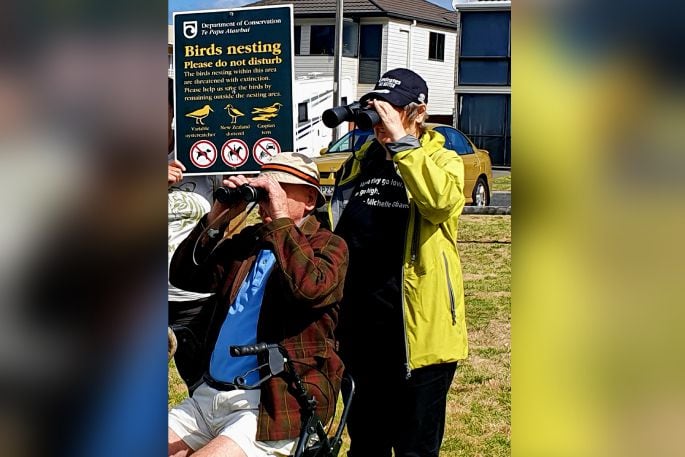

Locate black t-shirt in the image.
[334,152,409,370]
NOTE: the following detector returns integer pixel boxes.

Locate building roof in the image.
[452,0,511,10]
[245,0,459,29]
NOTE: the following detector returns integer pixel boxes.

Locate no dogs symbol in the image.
[221,139,249,168]
[189,140,217,169]
[252,137,281,165]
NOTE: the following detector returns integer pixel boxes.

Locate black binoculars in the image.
[322,101,381,131]
[213,184,267,205]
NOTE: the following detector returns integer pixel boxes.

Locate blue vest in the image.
[209,249,276,383]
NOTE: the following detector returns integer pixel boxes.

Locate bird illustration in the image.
[251,102,283,115]
[224,104,245,124]
[252,113,279,122]
[185,104,213,125]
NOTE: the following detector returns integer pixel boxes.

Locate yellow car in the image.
[313,123,493,206]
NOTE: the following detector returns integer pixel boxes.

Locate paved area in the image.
[463,190,510,216]
[491,191,511,207]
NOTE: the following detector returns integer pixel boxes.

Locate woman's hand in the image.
[367,99,407,143]
[168,160,186,186]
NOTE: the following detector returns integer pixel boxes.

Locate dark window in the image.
[310,23,359,57]
[459,11,510,86]
[458,94,511,166]
[343,21,359,57]
[459,60,510,85]
[328,134,351,152]
[434,127,454,150]
[310,25,334,55]
[341,96,348,106]
[453,131,474,155]
[429,32,445,61]
[294,26,301,55]
[328,129,373,152]
[359,24,382,83]
[298,102,308,122]
[434,127,473,155]
[433,126,453,150]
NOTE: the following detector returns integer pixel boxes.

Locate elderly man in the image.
[168,152,348,457]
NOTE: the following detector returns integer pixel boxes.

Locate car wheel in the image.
[472,177,490,206]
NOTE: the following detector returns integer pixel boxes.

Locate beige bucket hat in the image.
[259,152,326,207]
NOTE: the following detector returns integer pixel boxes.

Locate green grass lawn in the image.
[443,215,511,456]
[168,358,188,408]
[491,175,511,192]
[169,214,511,456]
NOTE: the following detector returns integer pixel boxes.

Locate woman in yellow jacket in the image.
[329,68,467,457]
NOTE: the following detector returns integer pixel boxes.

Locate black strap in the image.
[203,373,240,391]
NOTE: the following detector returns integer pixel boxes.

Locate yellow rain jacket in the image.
[329,129,468,374]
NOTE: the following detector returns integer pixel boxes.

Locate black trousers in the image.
[344,362,457,457]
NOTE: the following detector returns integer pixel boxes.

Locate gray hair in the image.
[404,102,427,134]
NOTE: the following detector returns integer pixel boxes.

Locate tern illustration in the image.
[185,105,213,125]
[252,113,280,122]
[251,102,283,115]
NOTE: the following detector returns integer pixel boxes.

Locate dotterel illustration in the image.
[224,104,245,124]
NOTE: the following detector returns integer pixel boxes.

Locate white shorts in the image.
[168,383,296,456]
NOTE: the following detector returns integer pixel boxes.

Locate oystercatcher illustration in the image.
[185,104,213,125]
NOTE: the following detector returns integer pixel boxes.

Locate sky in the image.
[168,0,454,23]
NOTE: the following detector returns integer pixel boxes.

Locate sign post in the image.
[173,5,294,175]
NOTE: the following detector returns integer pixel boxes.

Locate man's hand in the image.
[206,175,250,226]
[168,160,186,186]
[248,174,290,222]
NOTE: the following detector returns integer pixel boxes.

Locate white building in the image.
[248,0,460,125]
[452,0,511,167]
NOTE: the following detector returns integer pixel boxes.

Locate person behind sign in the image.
[168,152,349,457]
[329,68,467,457]
[168,77,222,391]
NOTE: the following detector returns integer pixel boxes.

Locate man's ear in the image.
[304,188,317,212]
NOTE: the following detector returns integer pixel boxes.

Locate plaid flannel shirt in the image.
[170,214,349,441]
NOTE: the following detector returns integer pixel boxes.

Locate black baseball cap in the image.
[360,68,429,107]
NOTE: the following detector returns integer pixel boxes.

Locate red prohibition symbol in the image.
[221,139,249,167]
[189,140,218,169]
[252,137,281,165]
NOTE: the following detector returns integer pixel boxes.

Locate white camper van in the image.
[293,74,353,157]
